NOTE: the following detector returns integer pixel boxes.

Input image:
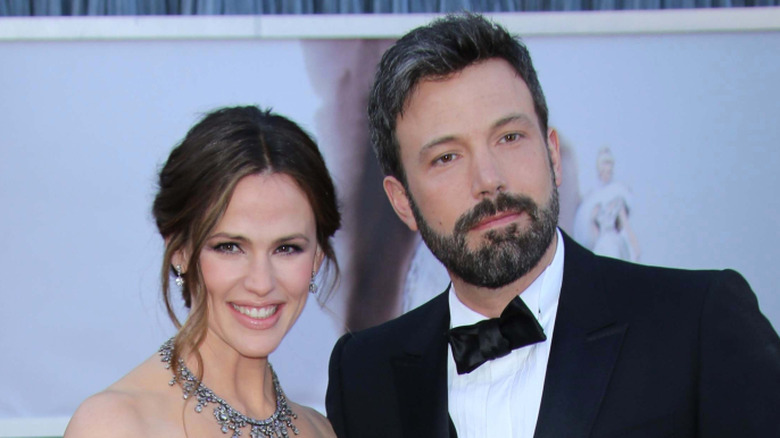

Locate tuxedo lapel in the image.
[391,291,454,438]
[535,234,627,438]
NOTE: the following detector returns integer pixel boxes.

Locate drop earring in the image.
[174,265,184,287]
[309,270,317,294]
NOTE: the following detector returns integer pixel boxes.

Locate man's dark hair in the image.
[368,13,549,183]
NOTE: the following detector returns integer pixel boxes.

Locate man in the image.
[326,13,780,438]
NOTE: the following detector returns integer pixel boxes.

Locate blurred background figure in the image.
[574,146,640,261]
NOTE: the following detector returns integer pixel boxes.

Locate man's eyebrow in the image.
[419,135,457,158]
[492,113,534,130]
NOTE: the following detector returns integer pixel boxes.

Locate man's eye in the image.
[501,133,520,143]
[435,153,457,165]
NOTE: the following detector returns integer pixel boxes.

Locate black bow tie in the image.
[447,296,547,375]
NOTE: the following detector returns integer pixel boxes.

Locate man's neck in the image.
[450,232,559,318]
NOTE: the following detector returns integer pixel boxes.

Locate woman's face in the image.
[198,172,321,359]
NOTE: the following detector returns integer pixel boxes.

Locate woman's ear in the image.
[313,246,325,275]
[171,248,190,273]
[165,237,189,273]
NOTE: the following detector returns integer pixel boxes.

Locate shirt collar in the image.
[449,228,565,329]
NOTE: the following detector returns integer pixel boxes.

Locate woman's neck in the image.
[186,332,277,420]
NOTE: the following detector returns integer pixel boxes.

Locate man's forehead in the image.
[397,59,527,117]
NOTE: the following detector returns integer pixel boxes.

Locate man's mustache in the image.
[453,193,539,236]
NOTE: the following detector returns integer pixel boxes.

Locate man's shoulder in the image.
[598,254,720,279]
[562,233,750,310]
[564,232,731,288]
[595,253,739,291]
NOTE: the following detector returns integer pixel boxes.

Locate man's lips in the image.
[470,211,523,231]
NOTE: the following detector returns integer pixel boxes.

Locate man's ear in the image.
[383,176,419,232]
[547,127,562,187]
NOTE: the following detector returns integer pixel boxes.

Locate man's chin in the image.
[451,268,524,290]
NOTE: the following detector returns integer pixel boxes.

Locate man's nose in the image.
[471,147,506,199]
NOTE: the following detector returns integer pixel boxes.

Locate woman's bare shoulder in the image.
[64,353,177,438]
[291,403,335,438]
[64,389,147,438]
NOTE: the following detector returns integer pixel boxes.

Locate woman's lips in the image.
[231,303,279,319]
[229,302,282,329]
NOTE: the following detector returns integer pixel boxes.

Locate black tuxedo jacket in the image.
[326,234,780,437]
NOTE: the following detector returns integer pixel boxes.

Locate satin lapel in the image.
[392,291,454,438]
[534,234,628,438]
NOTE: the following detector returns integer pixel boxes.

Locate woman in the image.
[65,106,340,438]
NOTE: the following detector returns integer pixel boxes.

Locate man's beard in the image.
[409,187,559,289]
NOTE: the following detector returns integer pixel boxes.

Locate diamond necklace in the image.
[159,338,299,438]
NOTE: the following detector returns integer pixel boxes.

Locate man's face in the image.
[385,58,561,288]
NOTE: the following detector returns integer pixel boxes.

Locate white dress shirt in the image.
[447,229,565,438]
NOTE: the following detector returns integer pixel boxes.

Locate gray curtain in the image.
[2,0,778,15]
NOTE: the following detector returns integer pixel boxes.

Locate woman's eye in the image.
[276,244,302,255]
[214,243,242,254]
